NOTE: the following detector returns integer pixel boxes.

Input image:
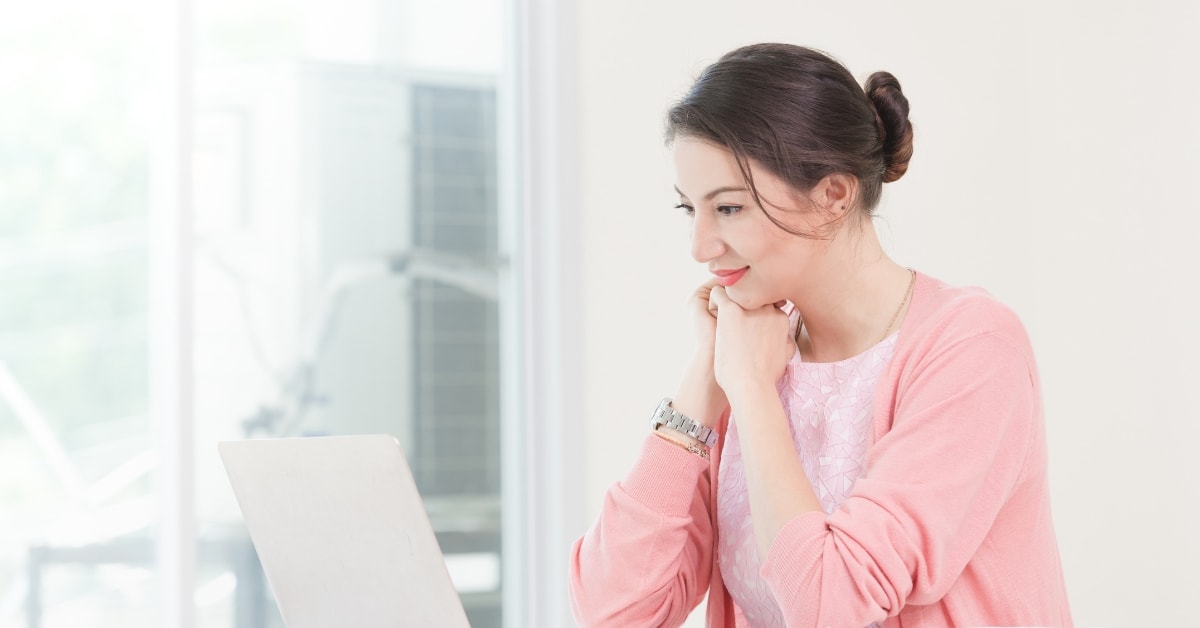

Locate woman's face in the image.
[673,137,830,310]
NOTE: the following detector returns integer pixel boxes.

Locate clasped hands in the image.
[689,278,797,409]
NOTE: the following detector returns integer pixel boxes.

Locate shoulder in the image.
[900,272,1035,365]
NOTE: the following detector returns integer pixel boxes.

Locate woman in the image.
[569,43,1072,627]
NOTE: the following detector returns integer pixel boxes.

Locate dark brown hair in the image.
[666,43,913,236]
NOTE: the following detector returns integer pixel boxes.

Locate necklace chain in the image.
[877,268,916,345]
[794,269,917,347]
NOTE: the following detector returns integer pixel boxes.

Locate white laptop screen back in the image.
[218,435,470,628]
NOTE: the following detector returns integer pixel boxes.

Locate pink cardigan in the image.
[570,272,1073,627]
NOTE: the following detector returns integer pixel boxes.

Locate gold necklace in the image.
[794,269,917,347]
[877,268,916,344]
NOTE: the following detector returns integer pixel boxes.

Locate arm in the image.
[756,330,1040,626]
[724,381,822,560]
[569,433,712,626]
[569,358,727,627]
[703,285,820,561]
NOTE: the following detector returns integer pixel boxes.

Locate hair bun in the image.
[865,72,913,183]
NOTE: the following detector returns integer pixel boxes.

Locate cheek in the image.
[758,243,800,281]
[766,235,817,275]
[745,246,807,303]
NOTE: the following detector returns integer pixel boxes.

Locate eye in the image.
[675,202,695,215]
[716,204,743,216]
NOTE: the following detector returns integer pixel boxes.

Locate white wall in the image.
[570,1,1199,626]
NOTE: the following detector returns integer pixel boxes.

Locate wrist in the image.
[723,379,777,411]
[653,425,703,448]
[650,397,718,449]
[652,429,710,460]
[674,358,726,427]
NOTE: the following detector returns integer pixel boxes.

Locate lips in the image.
[712,267,749,287]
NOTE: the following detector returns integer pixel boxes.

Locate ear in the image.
[810,173,858,218]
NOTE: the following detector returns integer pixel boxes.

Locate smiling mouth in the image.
[712,267,749,287]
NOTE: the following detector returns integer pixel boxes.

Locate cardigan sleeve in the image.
[759,327,1039,626]
[569,432,716,627]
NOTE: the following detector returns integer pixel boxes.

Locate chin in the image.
[725,287,768,310]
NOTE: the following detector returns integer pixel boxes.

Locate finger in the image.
[708,285,730,314]
[691,278,722,305]
[709,285,729,304]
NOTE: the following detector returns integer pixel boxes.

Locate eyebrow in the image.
[674,185,750,201]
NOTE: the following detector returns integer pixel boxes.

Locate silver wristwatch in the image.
[649,398,718,448]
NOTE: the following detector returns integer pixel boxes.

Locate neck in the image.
[789,220,912,363]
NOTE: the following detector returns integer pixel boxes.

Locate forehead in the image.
[672,137,744,197]
[672,137,800,209]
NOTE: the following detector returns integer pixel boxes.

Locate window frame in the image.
[504,0,585,625]
[146,1,197,628]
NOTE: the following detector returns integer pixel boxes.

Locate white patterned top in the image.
[716,314,897,627]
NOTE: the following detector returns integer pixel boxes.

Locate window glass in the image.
[193,2,509,627]
[0,2,156,626]
[0,2,513,627]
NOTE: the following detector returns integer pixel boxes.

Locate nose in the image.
[690,209,725,263]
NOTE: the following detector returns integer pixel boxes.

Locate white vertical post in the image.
[497,2,525,625]
[148,0,195,626]
[506,0,583,625]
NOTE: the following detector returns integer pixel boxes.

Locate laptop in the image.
[218,434,471,628]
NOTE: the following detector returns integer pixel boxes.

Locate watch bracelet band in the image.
[649,397,718,448]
